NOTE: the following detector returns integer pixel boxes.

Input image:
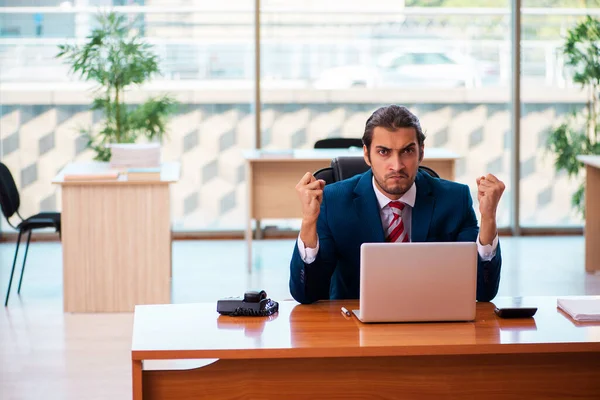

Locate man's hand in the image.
[476,173,505,220]
[296,172,325,249]
[296,172,325,225]
[476,173,505,246]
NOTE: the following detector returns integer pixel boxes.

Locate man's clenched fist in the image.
[476,173,505,220]
[296,172,326,225]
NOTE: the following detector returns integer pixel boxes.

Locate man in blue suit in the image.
[290,105,505,304]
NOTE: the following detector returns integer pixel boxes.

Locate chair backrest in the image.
[313,167,335,185]
[331,156,370,181]
[417,165,440,178]
[314,137,363,149]
[0,162,20,219]
[314,156,440,185]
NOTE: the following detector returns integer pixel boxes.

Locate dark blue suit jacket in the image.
[289,169,502,304]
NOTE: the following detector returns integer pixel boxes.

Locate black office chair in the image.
[313,166,335,184]
[0,162,61,306]
[418,165,440,179]
[314,156,439,185]
[314,137,363,149]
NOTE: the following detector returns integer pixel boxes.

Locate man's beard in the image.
[374,171,413,196]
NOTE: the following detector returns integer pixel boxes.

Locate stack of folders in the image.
[63,171,120,181]
[126,167,161,181]
[557,297,600,321]
[110,143,161,169]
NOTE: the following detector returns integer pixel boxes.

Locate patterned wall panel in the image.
[520,103,585,226]
[0,102,585,232]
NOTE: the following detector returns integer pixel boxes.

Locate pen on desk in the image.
[341,306,351,317]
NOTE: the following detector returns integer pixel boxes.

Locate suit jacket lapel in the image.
[411,171,435,243]
[353,170,385,243]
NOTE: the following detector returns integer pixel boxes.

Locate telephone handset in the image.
[217,290,279,316]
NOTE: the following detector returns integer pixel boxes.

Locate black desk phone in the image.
[217,290,279,316]
[494,307,538,319]
[493,297,538,319]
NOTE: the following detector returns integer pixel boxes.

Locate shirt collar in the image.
[372,176,416,210]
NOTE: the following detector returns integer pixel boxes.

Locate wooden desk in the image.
[53,162,180,313]
[578,155,600,273]
[132,297,600,400]
[244,148,460,265]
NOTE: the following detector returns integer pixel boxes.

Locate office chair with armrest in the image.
[313,156,369,184]
[0,162,61,306]
[418,165,440,179]
[313,156,440,185]
[313,167,335,185]
[314,138,363,149]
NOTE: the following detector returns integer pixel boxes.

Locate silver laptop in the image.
[353,242,478,323]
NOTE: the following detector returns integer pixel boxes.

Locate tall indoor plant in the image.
[547,15,600,217]
[57,12,176,161]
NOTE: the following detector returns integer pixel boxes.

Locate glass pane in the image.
[420,53,454,65]
[520,1,599,226]
[0,2,255,233]
[260,1,512,229]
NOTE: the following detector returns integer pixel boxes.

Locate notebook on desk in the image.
[353,242,478,323]
[557,297,600,322]
[126,167,161,181]
[63,171,120,181]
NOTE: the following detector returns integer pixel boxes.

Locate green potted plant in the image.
[57,12,177,162]
[547,15,600,217]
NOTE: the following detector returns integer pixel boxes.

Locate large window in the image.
[1,1,599,234]
[520,1,599,227]
[0,1,255,232]
[260,0,511,229]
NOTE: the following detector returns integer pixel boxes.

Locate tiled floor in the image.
[1,237,599,399]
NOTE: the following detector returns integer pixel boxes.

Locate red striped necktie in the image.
[385,201,409,243]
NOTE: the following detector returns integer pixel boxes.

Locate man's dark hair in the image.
[362,105,426,152]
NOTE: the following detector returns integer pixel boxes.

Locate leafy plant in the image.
[57,12,176,161]
[547,15,600,217]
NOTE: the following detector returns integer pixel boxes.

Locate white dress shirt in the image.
[298,178,498,263]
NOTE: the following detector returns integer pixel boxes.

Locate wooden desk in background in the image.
[578,155,600,273]
[53,162,180,313]
[132,297,600,400]
[244,148,460,264]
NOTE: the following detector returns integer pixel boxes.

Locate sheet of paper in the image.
[557,297,600,321]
